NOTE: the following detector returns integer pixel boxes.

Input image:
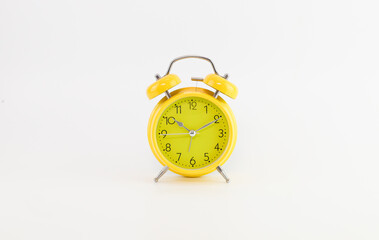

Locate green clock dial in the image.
[156,96,229,169]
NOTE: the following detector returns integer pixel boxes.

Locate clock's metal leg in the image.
[216,166,230,183]
[154,166,169,182]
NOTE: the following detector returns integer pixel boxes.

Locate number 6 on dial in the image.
[146,56,238,183]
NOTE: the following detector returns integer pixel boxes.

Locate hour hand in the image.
[174,119,190,132]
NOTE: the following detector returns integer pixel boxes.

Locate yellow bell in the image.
[146,74,181,99]
[203,74,238,99]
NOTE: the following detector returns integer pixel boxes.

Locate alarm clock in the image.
[146,56,238,182]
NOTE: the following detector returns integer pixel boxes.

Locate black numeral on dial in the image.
[163,116,175,125]
[190,157,196,167]
[218,129,224,138]
[189,101,197,110]
[160,130,167,138]
[176,153,181,162]
[175,104,181,114]
[214,115,220,123]
[214,143,221,151]
[164,143,171,152]
[204,153,209,161]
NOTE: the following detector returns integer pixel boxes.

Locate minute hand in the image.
[195,117,222,132]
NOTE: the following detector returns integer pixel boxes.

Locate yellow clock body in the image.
[147,87,237,177]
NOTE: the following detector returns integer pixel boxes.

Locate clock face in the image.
[156,96,229,169]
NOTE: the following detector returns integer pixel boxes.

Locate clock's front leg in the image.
[154,166,169,183]
[216,166,230,183]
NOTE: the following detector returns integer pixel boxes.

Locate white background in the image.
[1,0,379,239]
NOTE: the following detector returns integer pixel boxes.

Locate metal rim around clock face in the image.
[147,87,237,177]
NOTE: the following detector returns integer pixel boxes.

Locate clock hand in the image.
[159,132,200,136]
[195,116,222,132]
[174,119,191,132]
[188,136,193,152]
[188,130,196,152]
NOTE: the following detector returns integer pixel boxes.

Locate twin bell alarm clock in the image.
[146,56,238,182]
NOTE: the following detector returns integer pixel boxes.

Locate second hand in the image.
[159,132,200,136]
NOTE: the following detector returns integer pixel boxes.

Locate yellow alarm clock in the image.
[147,56,238,183]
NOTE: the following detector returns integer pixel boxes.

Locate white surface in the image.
[1,0,379,239]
